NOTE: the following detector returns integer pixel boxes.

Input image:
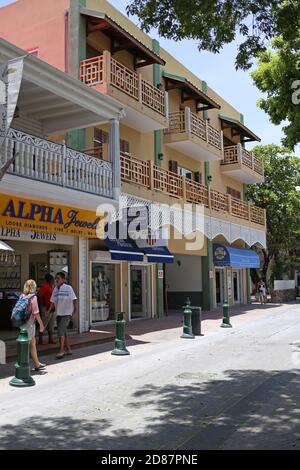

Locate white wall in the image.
[274,280,295,290]
[165,254,202,292]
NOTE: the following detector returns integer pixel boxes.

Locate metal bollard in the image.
[181,297,195,339]
[111,312,130,356]
[10,329,35,387]
[191,306,202,336]
[220,301,232,328]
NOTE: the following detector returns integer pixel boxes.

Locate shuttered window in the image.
[120,139,130,155]
[227,186,241,200]
[93,128,109,158]
[169,160,178,174]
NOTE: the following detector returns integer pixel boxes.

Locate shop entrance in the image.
[215,268,225,306]
[232,269,242,303]
[130,265,151,319]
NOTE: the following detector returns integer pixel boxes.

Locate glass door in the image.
[215,268,225,306]
[232,270,242,303]
[130,266,150,319]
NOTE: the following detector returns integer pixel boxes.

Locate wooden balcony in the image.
[221,144,264,183]
[120,152,266,226]
[80,51,168,132]
[163,108,223,161]
[0,128,113,198]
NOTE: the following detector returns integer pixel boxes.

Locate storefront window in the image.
[91,263,116,322]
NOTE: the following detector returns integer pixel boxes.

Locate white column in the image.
[109,118,121,200]
[78,237,89,333]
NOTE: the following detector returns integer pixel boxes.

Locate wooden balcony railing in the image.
[120,152,266,225]
[0,128,113,197]
[120,152,150,188]
[165,109,223,151]
[222,144,264,176]
[80,51,167,116]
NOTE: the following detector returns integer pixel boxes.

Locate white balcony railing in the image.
[0,128,113,197]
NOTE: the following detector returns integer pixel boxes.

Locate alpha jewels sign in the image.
[0,194,103,239]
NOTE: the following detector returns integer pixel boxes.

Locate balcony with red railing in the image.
[221,144,264,183]
[120,152,265,226]
[80,51,168,132]
[163,108,224,162]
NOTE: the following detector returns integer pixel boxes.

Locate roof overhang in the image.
[219,114,261,142]
[162,71,220,111]
[0,38,125,134]
[81,8,165,68]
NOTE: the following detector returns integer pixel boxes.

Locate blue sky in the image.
[1,0,298,153]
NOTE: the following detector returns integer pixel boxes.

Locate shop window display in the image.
[91,263,115,322]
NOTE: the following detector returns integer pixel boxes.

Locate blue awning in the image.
[213,244,260,268]
[142,246,174,264]
[105,236,144,261]
[104,222,144,262]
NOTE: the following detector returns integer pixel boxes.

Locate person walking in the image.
[38,273,55,345]
[20,279,46,371]
[47,272,77,359]
[257,280,267,305]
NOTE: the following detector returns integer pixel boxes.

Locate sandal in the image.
[65,351,73,356]
[56,353,65,359]
[34,364,46,371]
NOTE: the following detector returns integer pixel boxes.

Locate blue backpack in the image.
[11,294,36,328]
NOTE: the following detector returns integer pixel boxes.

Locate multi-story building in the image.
[0,37,124,338]
[0,0,266,330]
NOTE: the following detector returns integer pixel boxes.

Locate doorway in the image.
[130,265,151,319]
[232,269,242,303]
[215,268,225,306]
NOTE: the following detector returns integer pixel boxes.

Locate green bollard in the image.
[221,300,232,328]
[111,312,130,356]
[10,329,35,387]
[181,297,195,339]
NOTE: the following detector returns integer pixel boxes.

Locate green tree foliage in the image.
[126,0,299,70]
[246,144,300,284]
[251,36,300,150]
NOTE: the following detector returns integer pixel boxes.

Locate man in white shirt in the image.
[47,271,77,359]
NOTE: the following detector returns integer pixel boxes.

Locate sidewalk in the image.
[2,301,292,363]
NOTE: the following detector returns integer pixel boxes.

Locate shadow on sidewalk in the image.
[0,368,299,450]
[0,337,149,381]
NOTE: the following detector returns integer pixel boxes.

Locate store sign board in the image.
[0,227,75,245]
[157,269,164,279]
[0,194,104,239]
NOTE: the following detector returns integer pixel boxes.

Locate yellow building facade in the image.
[0,0,267,327]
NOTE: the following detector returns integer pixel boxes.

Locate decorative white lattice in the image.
[119,193,266,247]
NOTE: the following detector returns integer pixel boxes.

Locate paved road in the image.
[0,303,300,450]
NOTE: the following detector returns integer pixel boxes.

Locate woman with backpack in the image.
[20,279,46,371]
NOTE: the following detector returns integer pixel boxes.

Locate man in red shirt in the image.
[38,274,55,345]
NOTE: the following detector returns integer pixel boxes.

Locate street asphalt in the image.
[0,303,300,450]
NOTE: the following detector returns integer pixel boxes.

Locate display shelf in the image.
[0,255,21,290]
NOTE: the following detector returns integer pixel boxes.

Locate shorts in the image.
[57,315,71,338]
[20,319,36,339]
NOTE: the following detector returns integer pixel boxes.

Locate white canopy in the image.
[0,240,14,252]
